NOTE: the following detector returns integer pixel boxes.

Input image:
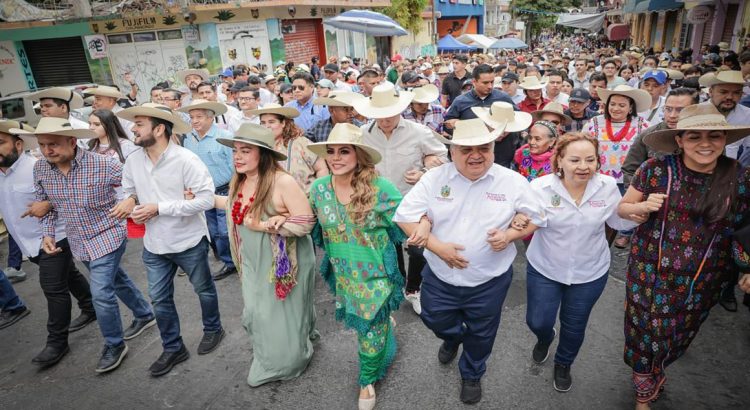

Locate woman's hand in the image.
[407,217,431,247]
[262,215,287,233]
[640,193,667,214]
[510,214,530,231]
[739,274,750,294]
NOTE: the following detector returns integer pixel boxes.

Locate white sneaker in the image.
[5,267,28,283]
[405,291,422,315]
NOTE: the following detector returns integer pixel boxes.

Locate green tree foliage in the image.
[379,0,429,36]
[512,0,582,37]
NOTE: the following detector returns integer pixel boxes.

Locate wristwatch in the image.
[128,194,139,205]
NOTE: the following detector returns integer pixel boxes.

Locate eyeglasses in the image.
[292,85,306,91]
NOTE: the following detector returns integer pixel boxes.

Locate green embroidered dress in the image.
[310,176,405,386]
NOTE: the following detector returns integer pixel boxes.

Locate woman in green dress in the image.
[307,123,424,410]
[213,123,318,387]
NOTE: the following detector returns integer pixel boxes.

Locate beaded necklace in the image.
[231,183,256,225]
[605,118,632,142]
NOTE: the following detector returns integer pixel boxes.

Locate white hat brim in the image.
[83,87,125,99]
[116,106,191,134]
[27,88,84,109]
[472,107,533,133]
[597,87,652,113]
[177,101,227,116]
[248,106,300,119]
[307,142,382,164]
[216,137,287,161]
[352,92,414,119]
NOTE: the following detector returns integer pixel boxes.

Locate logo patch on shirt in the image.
[551,194,561,207]
[440,185,451,198]
[588,200,607,208]
[485,192,506,202]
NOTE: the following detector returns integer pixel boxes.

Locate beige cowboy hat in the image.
[26,87,84,110]
[216,123,287,161]
[116,103,191,134]
[177,99,227,116]
[307,123,382,164]
[9,117,96,142]
[518,76,547,90]
[434,118,504,146]
[411,84,439,104]
[643,104,750,153]
[0,120,37,149]
[248,103,300,119]
[437,66,450,74]
[718,41,731,52]
[83,85,125,100]
[177,68,209,84]
[699,70,745,87]
[531,102,572,126]
[313,91,364,107]
[597,85,652,113]
[472,101,533,133]
[351,82,414,119]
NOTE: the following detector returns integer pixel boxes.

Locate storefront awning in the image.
[556,13,606,32]
[634,1,651,13]
[649,0,683,11]
[607,23,631,41]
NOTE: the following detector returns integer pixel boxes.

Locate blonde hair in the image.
[346,147,378,225]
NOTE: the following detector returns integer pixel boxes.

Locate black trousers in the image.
[30,239,94,348]
[396,244,426,294]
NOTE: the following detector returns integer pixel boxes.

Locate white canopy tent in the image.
[456,34,501,49]
[555,13,606,32]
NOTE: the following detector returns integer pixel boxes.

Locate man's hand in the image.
[739,274,750,294]
[403,169,424,185]
[487,228,511,252]
[444,119,458,129]
[433,240,469,269]
[510,214,530,231]
[131,203,159,224]
[423,155,443,169]
[109,197,136,219]
[42,236,62,255]
[124,72,134,85]
[21,201,52,218]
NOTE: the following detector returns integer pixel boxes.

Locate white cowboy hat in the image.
[698,70,745,87]
[435,118,504,146]
[9,117,96,141]
[83,85,125,99]
[351,82,414,119]
[518,76,547,90]
[410,84,439,104]
[176,99,227,116]
[177,68,209,84]
[472,101,533,133]
[531,102,572,126]
[597,85,652,113]
[0,120,37,149]
[248,103,300,119]
[216,123,287,161]
[26,87,84,110]
[643,103,750,153]
[307,123,382,164]
[116,103,191,134]
[313,91,364,107]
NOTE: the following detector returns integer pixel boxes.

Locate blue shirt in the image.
[286,98,330,131]
[183,124,234,188]
[444,89,517,121]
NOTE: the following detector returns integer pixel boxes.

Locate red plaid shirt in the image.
[34,147,126,261]
[518,97,550,114]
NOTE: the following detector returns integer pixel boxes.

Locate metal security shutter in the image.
[721,4,739,43]
[282,19,321,65]
[23,37,92,88]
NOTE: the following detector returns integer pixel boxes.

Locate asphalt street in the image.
[1,237,749,410]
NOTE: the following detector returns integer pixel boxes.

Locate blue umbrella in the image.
[324,10,408,37]
[492,37,528,49]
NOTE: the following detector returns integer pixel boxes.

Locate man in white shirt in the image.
[27,88,88,129]
[112,104,225,377]
[394,118,544,405]
[83,85,135,140]
[544,70,570,107]
[237,88,261,125]
[699,70,750,159]
[638,71,667,123]
[323,64,353,92]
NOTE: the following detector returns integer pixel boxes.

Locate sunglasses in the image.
[292,85,306,91]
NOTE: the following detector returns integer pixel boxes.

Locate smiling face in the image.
[528,124,555,155]
[232,141,260,175]
[558,140,598,184]
[450,142,494,181]
[189,109,215,135]
[606,95,633,122]
[675,130,727,172]
[324,144,358,176]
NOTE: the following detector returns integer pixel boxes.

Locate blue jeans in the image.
[83,239,153,347]
[7,234,22,270]
[205,207,234,268]
[525,263,608,366]
[142,237,222,352]
[420,264,513,381]
[0,268,25,312]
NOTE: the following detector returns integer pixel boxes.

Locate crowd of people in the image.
[2,35,750,410]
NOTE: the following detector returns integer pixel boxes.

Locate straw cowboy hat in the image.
[27,87,84,109]
[217,123,287,161]
[411,84,439,104]
[643,104,750,153]
[248,103,300,119]
[116,103,191,134]
[518,76,547,91]
[698,70,745,87]
[434,118,504,146]
[313,91,364,107]
[597,85,652,113]
[177,68,209,84]
[472,101,533,133]
[0,119,37,149]
[177,99,227,116]
[351,82,414,119]
[531,102,572,126]
[307,123,382,164]
[9,117,96,142]
[83,85,125,100]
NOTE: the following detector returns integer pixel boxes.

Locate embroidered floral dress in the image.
[624,155,750,403]
[309,176,405,387]
[276,137,319,193]
[513,144,554,182]
[586,115,649,183]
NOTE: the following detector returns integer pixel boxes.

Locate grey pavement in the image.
[1,237,749,410]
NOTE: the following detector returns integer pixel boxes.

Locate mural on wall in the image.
[437,18,478,37]
[266,19,286,66]
[217,21,274,72]
[182,23,222,74]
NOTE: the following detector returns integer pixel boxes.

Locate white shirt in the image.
[0,153,66,257]
[259,87,275,106]
[638,95,665,124]
[724,102,750,159]
[547,92,570,106]
[68,115,91,149]
[111,105,135,140]
[526,174,638,285]
[122,143,215,255]
[511,90,525,105]
[217,104,243,134]
[361,118,448,195]
[238,112,261,126]
[334,80,353,92]
[393,163,546,287]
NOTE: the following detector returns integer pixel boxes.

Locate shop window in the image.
[133,32,157,42]
[158,30,183,41]
[107,34,132,44]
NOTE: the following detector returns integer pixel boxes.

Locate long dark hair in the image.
[88,109,129,163]
[686,148,737,223]
[603,94,638,121]
[228,146,285,221]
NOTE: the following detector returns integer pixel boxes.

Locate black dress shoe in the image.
[532,328,556,364]
[553,363,572,392]
[212,265,237,281]
[32,345,70,367]
[96,343,128,373]
[123,316,156,340]
[69,311,97,333]
[149,345,190,377]
[197,328,226,355]
[719,290,738,312]
[460,379,482,404]
[0,306,30,330]
[438,341,460,364]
